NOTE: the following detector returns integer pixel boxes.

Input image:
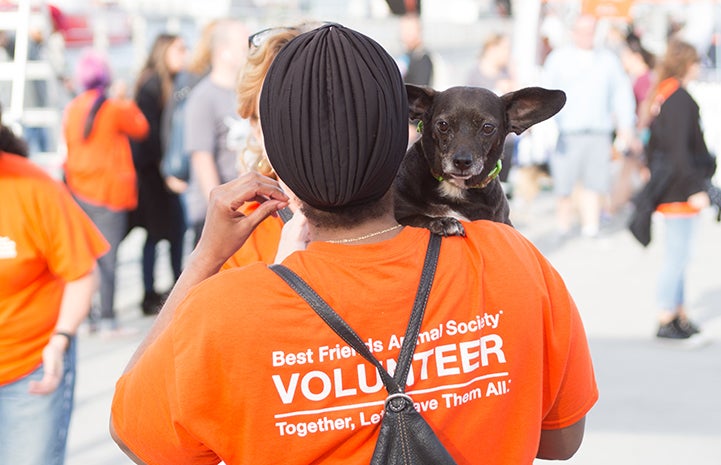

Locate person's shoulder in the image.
[662,86,697,113]
[463,219,517,236]
[178,262,278,316]
[595,47,624,65]
[1,153,70,200]
[462,220,537,254]
[1,152,49,179]
[138,72,162,94]
[196,262,274,292]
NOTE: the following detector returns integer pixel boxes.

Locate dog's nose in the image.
[452,155,473,170]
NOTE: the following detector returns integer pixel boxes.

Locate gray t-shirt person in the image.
[183,76,250,225]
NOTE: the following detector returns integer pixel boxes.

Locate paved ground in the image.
[64,190,721,465]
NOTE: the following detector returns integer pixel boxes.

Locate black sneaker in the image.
[656,320,692,339]
[141,291,162,316]
[673,316,700,335]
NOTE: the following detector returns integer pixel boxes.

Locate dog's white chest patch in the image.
[438,180,466,200]
[436,182,470,221]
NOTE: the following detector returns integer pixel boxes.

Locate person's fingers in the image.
[28,348,63,395]
[246,199,289,228]
[28,371,61,395]
[211,173,288,213]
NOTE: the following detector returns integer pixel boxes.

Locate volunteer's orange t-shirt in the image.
[112,223,598,465]
[221,201,284,270]
[63,89,149,211]
[0,153,109,386]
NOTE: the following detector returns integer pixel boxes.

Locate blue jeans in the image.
[0,338,77,465]
[74,198,128,326]
[24,126,49,154]
[657,215,698,310]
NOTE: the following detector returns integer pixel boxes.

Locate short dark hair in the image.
[301,191,394,229]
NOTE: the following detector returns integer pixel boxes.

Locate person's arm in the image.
[117,99,150,142]
[28,269,98,394]
[111,173,289,461]
[537,417,586,460]
[611,54,638,152]
[119,172,288,376]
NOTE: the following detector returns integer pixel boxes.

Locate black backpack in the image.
[270,234,457,465]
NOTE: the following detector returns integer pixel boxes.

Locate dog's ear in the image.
[501,87,566,135]
[406,84,435,122]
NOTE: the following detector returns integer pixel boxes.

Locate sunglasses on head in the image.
[248,26,297,49]
[247,22,339,50]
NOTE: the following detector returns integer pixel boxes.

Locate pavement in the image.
[64,188,721,465]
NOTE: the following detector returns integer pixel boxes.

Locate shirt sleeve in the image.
[111,299,221,465]
[536,250,599,430]
[41,180,109,281]
[116,99,150,141]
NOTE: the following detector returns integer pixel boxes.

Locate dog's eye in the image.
[481,123,496,136]
[436,120,449,133]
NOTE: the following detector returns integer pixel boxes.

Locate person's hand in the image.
[109,79,128,100]
[165,176,188,194]
[195,172,289,268]
[688,191,710,210]
[28,337,66,395]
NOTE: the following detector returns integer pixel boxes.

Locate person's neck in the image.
[311,215,403,245]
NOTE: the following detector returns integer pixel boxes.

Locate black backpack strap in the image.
[270,233,442,395]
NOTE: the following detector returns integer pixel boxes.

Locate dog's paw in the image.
[428,217,466,237]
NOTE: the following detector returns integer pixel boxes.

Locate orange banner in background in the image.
[582,0,633,18]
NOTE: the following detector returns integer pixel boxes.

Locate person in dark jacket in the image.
[633,38,714,340]
[131,33,187,315]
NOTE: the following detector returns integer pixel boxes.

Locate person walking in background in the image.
[0,113,108,465]
[466,31,517,198]
[543,14,637,239]
[397,12,433,86]
[631,38,713,340]
[466,32,514,92]
[184,18,251,246]
[63,49,149,335]
[24,18,51,154]
[610,31,657,213]
[397,12,434,147]
[130,33,187,316]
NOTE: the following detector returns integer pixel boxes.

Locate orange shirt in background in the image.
[63,89,149,211]
[0,153,109,386]
[113,223,598,465]
[656,201,701,216]
[221,201,284,270]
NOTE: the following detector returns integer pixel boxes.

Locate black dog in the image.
[394,84,566,236]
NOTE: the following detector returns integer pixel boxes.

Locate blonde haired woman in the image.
[224,24,323,268]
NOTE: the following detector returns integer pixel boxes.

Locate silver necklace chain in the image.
[325,224,403,244]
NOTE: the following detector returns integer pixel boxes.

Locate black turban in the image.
[259,23,408,211]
